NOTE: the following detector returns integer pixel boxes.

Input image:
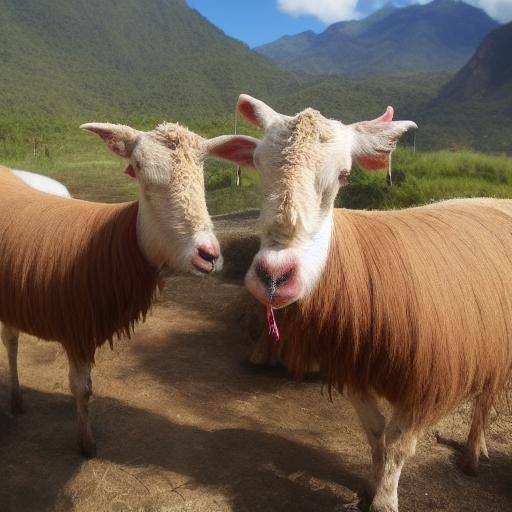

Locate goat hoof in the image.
[369,506,397,512]
[10,394,25,415]
[369,497,398,512]
[369,505,397,512]
[78,438,97,459]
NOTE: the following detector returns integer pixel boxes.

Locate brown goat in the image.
[283,202,512,437]
[0,169,158,361]
[0,121,256,456]
[0,168,159,456]
[216,94,512,512]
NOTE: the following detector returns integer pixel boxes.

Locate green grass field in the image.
[340,149,512,210]
[1,117,512,214]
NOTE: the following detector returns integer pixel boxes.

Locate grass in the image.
[339,149,512,210]
[0,116,263,210]
[1,118,512,214]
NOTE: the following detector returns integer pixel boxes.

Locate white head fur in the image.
[212,95,417,306]
[81,122,257,275]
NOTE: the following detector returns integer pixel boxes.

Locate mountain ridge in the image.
[0,0,509,153]
[439,22,512,100]
[417,22,512,153]
[256,0,499,76]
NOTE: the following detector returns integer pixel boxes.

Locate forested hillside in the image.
[0,0,294,118]
[418,22,512,152]
[0,0,509,153]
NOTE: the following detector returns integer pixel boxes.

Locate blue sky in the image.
[187,0,511,47]
[187,0,327,47]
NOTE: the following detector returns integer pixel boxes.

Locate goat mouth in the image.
[247,285,296,309]
[245,271,300,309]
[192,261,215,274]
[269,297,291,309]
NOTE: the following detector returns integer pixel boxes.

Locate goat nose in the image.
[255,263,294,291]
[191,243,220,274]
[197,246,219,263]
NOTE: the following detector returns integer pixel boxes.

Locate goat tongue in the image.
[266,304,280,343]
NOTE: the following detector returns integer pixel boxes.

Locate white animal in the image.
[12,169,71,198]
[214,94,512,512]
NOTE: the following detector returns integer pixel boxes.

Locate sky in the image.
[186,0,512,47]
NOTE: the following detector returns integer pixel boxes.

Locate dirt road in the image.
[0,213,511,512]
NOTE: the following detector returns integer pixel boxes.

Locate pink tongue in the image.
[266,304,280,343]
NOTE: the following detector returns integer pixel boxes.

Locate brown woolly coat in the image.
[280,199,512,428]
[0,166,158,364]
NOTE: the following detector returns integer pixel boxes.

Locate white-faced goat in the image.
[0,122,252,456]
[215,94,512,512]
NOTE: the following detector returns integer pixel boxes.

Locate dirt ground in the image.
[1,213,511,512]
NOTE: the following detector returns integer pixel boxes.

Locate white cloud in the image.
[465,0,512,22]
[277,0,361,23]
[277,0,512,24]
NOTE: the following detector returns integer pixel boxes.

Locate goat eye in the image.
[338,169,350,186]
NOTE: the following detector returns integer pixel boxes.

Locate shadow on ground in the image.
[1,229,511,512]
[0,387,366,512]
[1,385,511,512]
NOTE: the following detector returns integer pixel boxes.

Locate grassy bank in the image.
[0,116,260,208]
[1,118,511,213]
[339,149,512,210]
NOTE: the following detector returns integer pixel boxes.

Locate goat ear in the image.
[237,94,282,130]
[206,135,259,169]
[350,109,417,170]
[370,105,394,123]
[80,123,139,158]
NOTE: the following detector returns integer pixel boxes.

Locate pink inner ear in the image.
[210,138,256,168]
[87,128,118,148]
[85,126,112,139]
[108,139,129,157]
[372,106,394,123]
[356,154,389,170]
[83,126,131,157]
[237,98,260,128]
[124,164,137,179]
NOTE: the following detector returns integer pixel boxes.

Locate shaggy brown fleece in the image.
[0,166,158,364]
[280,199,512,429]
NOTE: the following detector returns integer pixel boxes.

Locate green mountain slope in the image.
[0,0,509,154]
[0,0,446,127]
[439,21,512,100]
[256,0,499,77]
[0,0,295,117]
[419,22,512,153]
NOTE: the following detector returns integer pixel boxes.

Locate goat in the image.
[215,94,512,512]
[0,122,252,456]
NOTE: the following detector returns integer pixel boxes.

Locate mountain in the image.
[439,21,512,100]
[0,0,508,153]
[0,0,295,118]
[419,22,512,152]
[256,0,499,77]
[0,0,445,127]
